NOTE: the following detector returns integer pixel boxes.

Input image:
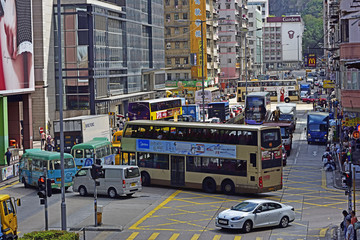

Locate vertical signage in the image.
[190,0,207,79]
[307,53,316,68]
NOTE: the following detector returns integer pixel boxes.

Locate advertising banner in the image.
[136,139,237,159]
[0,0,35,95]
[1,165,14,181]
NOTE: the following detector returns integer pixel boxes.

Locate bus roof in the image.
[72,137,111,150]
[126,120,277,131]
[263,122,292,127]
[130,97,182,104]
[209,102,229,105]
[23,149,73,160]
[247,92,270,96]
[0,194,10,201]
[307,111,329,116]
[80,165,139,170]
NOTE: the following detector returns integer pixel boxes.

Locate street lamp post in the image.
[297,35,300,70]
[200,20,206,122]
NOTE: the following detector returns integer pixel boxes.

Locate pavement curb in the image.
[69,225,123,232]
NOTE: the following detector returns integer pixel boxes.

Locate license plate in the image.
[218,219,228,225]
[131,182,136,187]
[315,139,320,142]
[56,178,61,182]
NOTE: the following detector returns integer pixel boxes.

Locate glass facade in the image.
[54,0,165,110]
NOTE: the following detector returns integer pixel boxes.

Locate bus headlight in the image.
[324,134,327,139]
[308,134,311,138]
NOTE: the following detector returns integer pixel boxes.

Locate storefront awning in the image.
[345,60,360,69]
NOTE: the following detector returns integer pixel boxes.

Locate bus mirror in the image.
[304,127,306,131]
[16,199,21,207]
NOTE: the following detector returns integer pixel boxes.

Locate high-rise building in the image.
[31,0,166,139]
[248,0,269,23]
[218,0,248,92]
[164,0,220,103]
[248,5,263,77]
[263,16,304,71]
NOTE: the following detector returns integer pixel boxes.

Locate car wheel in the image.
[78,186,87,196]
[108,187,117,198]
[202,177,216,193]
[141,172,151,186]
[22,177,29,188]
[279,216,289,228]
[242,220,252,233]
[284,97,290,103]
[221,180,235,195]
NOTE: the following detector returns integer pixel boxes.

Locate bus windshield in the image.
[261,129,281,148]
[308,124,328,132]
[128,103,150,120]
[280,127,290,138]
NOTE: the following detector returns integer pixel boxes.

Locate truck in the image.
[300,83,311,94]
[263,122,293,156]
[54,115,111,153]
[0,194,20,239]
[307,112,329,144]
[208,102,230,122]
[181,104,200,122]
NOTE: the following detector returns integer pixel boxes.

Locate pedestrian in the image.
[351,211,358,240]
[4,148,11,166]
[344,159,351,172]
[41,131,46,150]
[342,210,349,236]
[346,215,355,240]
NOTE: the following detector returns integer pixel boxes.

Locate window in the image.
[74,149,83,158]
[226,3,230,9]
[76,168,88,177]
[165,0,170,5]
[183,57,189,64]
[175,58,180,64]
[167,58,171,65]
[175,42,180,49]
[186,157,247,176]
[165,27,171,35]
[125,167,140,179]
[184,73,189,79]
[261,129,281,148]
[183,13,188,19]
[183,41,188,48]
[249,13,253,18]
[176,73,180,79]
[227,47,231,52]
[249,22,253,27]
[182,0,188,5]
[138,153,169,169]
[175,27,180,34]
[166,14,170,21]
[228,58,231,63]
[183,27,188,34]
[174,13,179,20]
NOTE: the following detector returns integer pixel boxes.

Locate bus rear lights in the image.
[259,177,263,188]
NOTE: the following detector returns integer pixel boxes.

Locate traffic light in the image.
[91,164,103,179]
[38,176,47,204]
[46,179,52,197]
[343,172,352,188]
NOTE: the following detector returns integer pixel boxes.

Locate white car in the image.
[215,199,295,233]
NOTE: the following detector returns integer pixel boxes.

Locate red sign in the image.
[308,57,316,68]
[353,131,360,139]
[39,127,44,135]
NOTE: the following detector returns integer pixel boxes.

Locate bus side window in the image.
[85,149,93,158]
[49,160,54,170]
[75,150,84,159]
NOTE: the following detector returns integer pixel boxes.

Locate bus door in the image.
[171,156,185,186]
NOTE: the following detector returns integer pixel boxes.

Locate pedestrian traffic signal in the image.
[91,164,103,179]
[38,176,47,204]
[343,172,352,187]
[46,179,52,197]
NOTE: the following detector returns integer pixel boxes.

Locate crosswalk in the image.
[123,232,308,240]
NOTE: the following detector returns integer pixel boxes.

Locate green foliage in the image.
[19,230,79,240]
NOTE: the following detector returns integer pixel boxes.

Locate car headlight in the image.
[231,216,244,221]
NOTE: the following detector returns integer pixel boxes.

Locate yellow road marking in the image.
[234,237,241,240]
[0,181,19,190]
[256,238,262,240]
[319,227,328,237]
[169,233,180,240]
[213,235,221,240]
[277,238,283,240]
[126,232,139,240]
[191,234,200,240]
[148,232,160,240]
[129,190,181,229]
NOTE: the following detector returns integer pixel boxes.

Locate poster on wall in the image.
[1,165,14,181]
[0,0,34,95]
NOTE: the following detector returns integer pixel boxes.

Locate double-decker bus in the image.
[19,149,77,189]
[245,92,272,125]
[128,98,182,121]
[71,137,115,168]
[237,79,299,102]
[208,102,230,122]
[120,120,283,194]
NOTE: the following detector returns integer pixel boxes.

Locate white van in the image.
[73,165,142,198]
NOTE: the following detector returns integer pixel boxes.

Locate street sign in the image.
[308,54,317,68]
[39,127,44,135]
[323,80,335,89]
[353,130,360,139]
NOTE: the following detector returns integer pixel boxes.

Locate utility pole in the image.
[200,20,205,122]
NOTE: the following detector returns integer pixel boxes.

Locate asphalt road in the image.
[0,102,352,240]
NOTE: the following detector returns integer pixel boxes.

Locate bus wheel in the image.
[108,188,117,198]
[221,180,235,195]
[202,177,216,193]
[141,172,151,186]
[22,177,28,188]
[284,98,290,103]
[78,186,87,196]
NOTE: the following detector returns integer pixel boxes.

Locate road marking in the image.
[129,190,181,229]
[313,151,317,156]
[0,181,19,190]
[191,234,200,240]
[213,235,221,240]
[319,227,328,237]
[126,232,139,240]
[277,238,283,240]
[148,232,160,240]
[234,236,242,240]
[256,238,262,240]
[169,233,180,240]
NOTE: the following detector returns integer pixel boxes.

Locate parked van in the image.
[73,165,142,198]
[0,194,21,239]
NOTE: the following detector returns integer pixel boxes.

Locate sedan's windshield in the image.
[232,201,258,212]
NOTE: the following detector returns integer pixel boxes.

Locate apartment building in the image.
[248,5,263,77]
[248,0,269,23]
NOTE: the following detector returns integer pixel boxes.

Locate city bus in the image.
[71,137,115,168]
[112,130,123,165]
[237,79,299,102]
[120,120,283,194]
[245,92,271,125]
[307,112,329,144]
[128,98,182,121]
[19,149,77,189]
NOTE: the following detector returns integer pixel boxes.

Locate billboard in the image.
[281,19,303,62]
[0,0,34,95]
[190,0,207,80]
